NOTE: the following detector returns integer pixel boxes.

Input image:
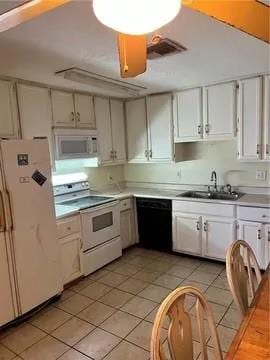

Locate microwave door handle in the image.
[87,138,92,155]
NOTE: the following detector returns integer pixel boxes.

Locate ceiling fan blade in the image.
[0,0,71,33]
[184,0,270,43]
[117,33,147,78]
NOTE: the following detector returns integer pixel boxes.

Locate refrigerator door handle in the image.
[0,190,6,232]
[5,190,14,231]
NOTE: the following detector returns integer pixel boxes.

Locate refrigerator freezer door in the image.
[0,140,62,314]
[0,231,18,326]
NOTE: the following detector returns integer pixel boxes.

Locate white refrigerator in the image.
[0,139,63,327]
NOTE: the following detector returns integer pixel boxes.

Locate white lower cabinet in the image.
[57,215,82,285]
[172,201,236,261]
[173,214,202,255]
[202,217,236,260]
[265,224,270,267]
[237,221,265,269]
[120,198,136,249]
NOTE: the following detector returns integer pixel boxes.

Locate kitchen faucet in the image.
[210,171,218,192]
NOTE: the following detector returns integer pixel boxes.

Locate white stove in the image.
[54,181,122,275]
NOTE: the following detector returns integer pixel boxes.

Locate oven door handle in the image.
[80,200,119,214]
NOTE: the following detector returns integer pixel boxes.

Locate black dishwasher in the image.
[136,198,172,252]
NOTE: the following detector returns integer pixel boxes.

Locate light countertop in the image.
[55,187,270,220]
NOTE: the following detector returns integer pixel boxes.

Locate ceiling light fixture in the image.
[55,68,146,97]
[93,0,181,35]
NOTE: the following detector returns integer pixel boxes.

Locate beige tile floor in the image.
[0,247,239,360]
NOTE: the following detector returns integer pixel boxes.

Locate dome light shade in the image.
[93,0,181,35]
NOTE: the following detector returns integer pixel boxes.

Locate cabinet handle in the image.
[114,150,117,159]
[67,226,71,231]
[205,124,209,134]
[196,221,200,231]
[203,221,208,232]
[266,144,269,155]
[257,229,261,240]
[71,112,75,122]
[149,150,153,158]
[268,231,270,242]
[110,150,114,159]
[197,124,202,135]
[256,144,260,155]
[145,150,148,158]
[77,112,80,122]
[80,238,83,249]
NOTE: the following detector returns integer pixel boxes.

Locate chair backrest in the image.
[226,240,262,317]
[150,286,223,360]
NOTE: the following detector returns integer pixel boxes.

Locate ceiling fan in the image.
[0,0,269,79]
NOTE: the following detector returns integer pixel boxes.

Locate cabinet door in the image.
[17,84,54,165]
[238,77,262,160]
[95,97,113,164]
[0,233,17,326]
[60,234,82,285]
[110,99,126,164]
[147,94,174,162]
[265,224,270,268]
[173,213,202,255]
[120,209,135,249]
[174,88,203,142]
[203,217,236,260]
[204,82,236,140]
[74,94,95,129]
[263,75,270,160]
[238,221,265,269]
[126,98,148,163]
[0,79,19,138]
[51,90,75,127]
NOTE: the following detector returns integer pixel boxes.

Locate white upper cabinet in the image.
[238,77,262,160]
[110,99,126,164]
[74,94,95,129]
[147,94,174,162]
[51,90,75,128]
[174,88,203,142]
[95,97,113,165]
[17,84,54,164]
[203,81,237,140]
[0,79,19,138]
[126,98,148,163]
[263,75,270,160]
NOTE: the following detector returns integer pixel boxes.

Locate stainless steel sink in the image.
[178,191,244,201]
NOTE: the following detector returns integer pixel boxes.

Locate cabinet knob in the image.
[144,150,148,158]
[71,112,75,122]
[149,150,153,158]
[257,229,261,240]
[77,112,80,122]
[196,220,200,231]
[266,144,269,155]
[67,226,71,231]
[205,124,209,134]
[197,124,202,135]
[256,144,261,155]
[203,222,208,232]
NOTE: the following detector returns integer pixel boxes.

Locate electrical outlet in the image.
[256,170,267,181]
[177,170,181,179]
[107,172,113,184]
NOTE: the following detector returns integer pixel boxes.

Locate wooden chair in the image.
[226,240,262,318]
[150,286,223,360]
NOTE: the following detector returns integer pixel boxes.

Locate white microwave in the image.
[55,135,98,160]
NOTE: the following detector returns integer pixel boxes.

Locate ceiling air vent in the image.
[147,36,187,60]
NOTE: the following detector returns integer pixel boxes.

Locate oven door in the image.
[81,201,120,251]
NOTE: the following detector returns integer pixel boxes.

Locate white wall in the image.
[124,140,270,188]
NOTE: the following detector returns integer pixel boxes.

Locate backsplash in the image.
[124,141,270,188]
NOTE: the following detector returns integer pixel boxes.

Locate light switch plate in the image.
[256,170,267,181]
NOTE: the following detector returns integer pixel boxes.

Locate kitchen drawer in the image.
[173,200,235,218]
[120,198,132,212]
[57,215,81,239]
[237,206,270,222]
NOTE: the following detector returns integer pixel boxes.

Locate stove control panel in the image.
[53,181,89,196]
